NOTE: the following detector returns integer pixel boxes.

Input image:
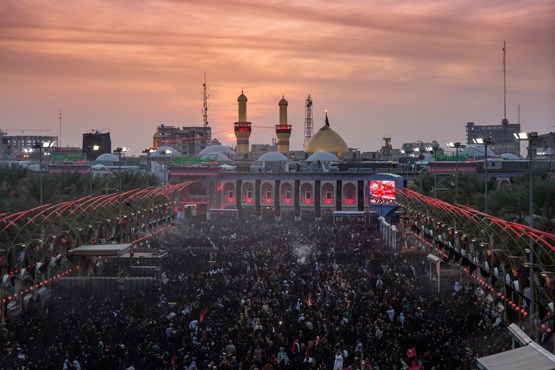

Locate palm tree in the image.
[488,183,529,223]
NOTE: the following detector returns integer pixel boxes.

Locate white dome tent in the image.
[199,145,235,157]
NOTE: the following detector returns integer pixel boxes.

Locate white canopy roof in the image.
[477,344,555,370]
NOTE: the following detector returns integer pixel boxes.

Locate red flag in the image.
[199,307,208,323]
[406,347,416,358]
[305,293,312,307]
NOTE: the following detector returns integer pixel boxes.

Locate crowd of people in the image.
[0,217,514,369]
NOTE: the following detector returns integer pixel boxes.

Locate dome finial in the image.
[325,110,329,126]
[241,85,244,94]
[282,90,285,99]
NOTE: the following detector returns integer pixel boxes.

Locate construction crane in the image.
[1,128,52,134]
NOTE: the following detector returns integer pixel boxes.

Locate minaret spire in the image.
[276,93,291,154]
[234,87,251,154]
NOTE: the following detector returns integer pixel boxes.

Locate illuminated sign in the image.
[235,123,251,133]
[51,155,86,161]
[369,180,395,204]
[275,125,291,131]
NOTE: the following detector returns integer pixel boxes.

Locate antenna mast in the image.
[304,94,313,146]
[59,108,62,147]
[202,72,210,127]
[503,41,507,121]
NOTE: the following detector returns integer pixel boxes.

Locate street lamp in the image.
[113,147,129,160]
[513,132,538,222]
[142,148,154,186]
[33,140,53,205]
[472,137,493,213]
[427,254,443,293]
[524,247,538,340]
[86,145,101,192]
[400,148,414,179]
[446,142,466,202]
[113,147,128,192]
[427,143,440,198]
[414,141,427,194]
[514,132,538,340]
[161,149,172,186]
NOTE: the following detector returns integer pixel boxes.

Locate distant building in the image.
[534,132,555,159]
[0,130,6,158]
[153,124,212,157]
[466,119,521,156]
[3,134,58,160]
[82,131,111,160]
[251,144,276,160]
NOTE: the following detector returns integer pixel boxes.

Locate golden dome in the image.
[304,114,348,156]
[238,93,248,102]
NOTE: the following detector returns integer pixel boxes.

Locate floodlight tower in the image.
[202,72,210,127]
[304,95,313,146]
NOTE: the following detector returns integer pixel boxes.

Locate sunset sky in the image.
[1,0,554,155]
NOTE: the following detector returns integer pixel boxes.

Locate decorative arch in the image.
[261,182,274,205]
[321,182,335,206]
[242,182,255,204]
[280,182,293,205]
[343,182,357,206]
[223,182,236,204]
[300,182,313,205]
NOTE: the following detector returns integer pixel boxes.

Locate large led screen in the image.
[369,180,395,204]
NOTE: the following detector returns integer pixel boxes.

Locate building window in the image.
[305,191,311,200]
[266,190,272,199]
[228,190,234,199]
[326,191,333,200]
[285,190,291,199]
[247,190,252,198]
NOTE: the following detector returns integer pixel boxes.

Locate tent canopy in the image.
[70,243,132,257]
[477,344,555,370]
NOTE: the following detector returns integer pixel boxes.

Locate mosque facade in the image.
[171,90,402,221]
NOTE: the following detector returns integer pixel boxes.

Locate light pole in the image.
[113,147,128,192]
[33,140,53,205]
[524,249,537,340]
[446,142,466,202]
[86,145,100,192]
[427,143,440,198]
[401,148,414,179]
[514,131,538,338]
[514,132,537,222]
[415,141,425,193]
[143,148,154,186]
[161,149,172,186]
[473,137,492,213]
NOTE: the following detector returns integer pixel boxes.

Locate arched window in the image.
[261,182,273,204]
[300,183,313,205]
[343,183,356,205]
[242,182,254,203]
[280,183,293,204]
[321,182,334,205]
[223,182,235,203]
